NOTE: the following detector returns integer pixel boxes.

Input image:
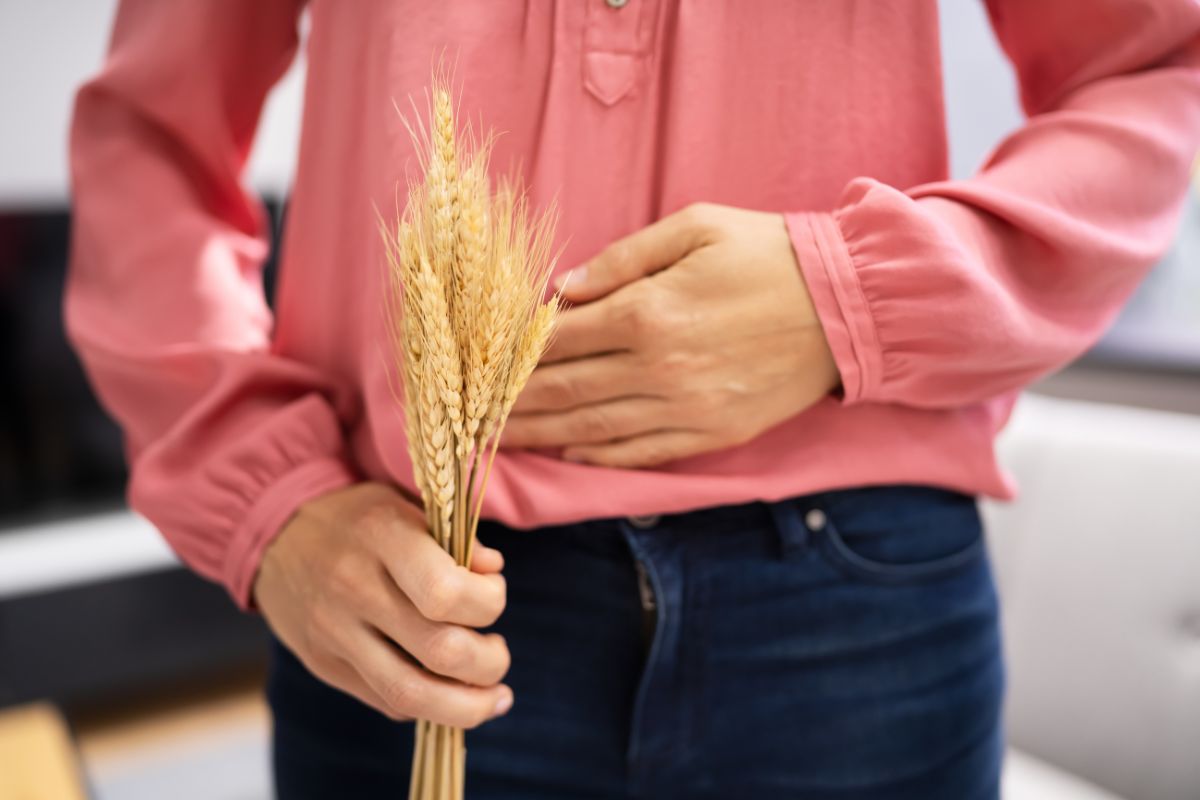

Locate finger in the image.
[311,651,406,720]
[502,397,668,450]
[359,575,512,686]
[469,542,504,574]
[561,429,705,469]
[552,203,712,303]
[350,625,514,729]
[539,294,631,364]
[512,353,650,413]
[381,526,507,628]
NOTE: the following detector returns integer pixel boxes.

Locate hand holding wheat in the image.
[252,482,513,729]
[380,79,561,800]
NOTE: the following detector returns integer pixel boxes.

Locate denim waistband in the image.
[569,483,974,533]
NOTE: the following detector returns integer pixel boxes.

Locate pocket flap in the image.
[583,51,640,106]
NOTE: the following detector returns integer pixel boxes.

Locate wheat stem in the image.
[383,69,560,800]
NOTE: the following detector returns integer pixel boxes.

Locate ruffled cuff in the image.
[226,456,357,613]
[783,209,882,405]
[129,392,359,615]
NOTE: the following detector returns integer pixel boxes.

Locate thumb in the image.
[553,203,712,303]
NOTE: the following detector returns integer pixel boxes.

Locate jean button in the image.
[804,509,827,532]
[627,514,660,529]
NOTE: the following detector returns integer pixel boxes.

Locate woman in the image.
[67,1,1200,797]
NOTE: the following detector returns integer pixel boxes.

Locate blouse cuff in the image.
[224,456,358,613]
[783,210,883,404]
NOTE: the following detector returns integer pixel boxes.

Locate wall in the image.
[0,0,306,207]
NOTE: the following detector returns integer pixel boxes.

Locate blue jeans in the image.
[267,485,1005,799]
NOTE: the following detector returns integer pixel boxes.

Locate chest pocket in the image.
[582,0,659,106]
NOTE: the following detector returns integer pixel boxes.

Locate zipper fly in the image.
[633,556,658,650]
[633,558,657,613]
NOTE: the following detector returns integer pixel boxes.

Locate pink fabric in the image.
[66,0,1200,612]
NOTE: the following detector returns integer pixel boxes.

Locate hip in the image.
[268,483,1005,798]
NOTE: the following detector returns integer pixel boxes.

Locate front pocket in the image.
[814,488,987,585]
[583,50,641,106]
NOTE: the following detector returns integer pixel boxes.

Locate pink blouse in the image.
[67,0,1200,612]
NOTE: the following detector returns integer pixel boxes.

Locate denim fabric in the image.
[267,485,1005,799]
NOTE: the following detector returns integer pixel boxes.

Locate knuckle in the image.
[542,372,578,407]
[380,675,421,717]
[481,575,507,625]
[624,293,667,339]
[681,201,716,228]
[327,554,362,599]
[424,627,472,674]
[608,291,638,328]
[635,443,674,468]
[301,646,336,679]
[492,635,513,680]
[656,349,694,380]
[418,569,463,621]
[603,239,635,278]
[573,406,612,441]
[628,348,662,382]
[355,503,402,539]
[304,603,340,646]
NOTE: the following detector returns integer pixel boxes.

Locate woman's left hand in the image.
[500,202,841,468]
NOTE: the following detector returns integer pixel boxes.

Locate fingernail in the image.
[493,688,514,716]
[554,266,586,292]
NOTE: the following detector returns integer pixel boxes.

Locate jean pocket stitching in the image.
[819,515,986,584]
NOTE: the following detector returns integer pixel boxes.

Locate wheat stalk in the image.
[382,72,560,800]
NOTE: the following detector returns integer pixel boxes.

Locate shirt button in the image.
[606,0,630,8]
[804,509,827,532]
[627,514,660,529]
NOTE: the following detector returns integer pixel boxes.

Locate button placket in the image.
[582,0,652,106]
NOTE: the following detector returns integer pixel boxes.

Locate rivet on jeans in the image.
[804,508,827,532]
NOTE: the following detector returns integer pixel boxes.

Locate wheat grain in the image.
[428,89,460,286]
[458,144,495,446]
[413,252,462,535]
[382,71,561,800]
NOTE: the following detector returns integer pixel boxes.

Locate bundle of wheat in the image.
[380,77,560,800]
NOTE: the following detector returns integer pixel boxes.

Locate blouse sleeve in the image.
[785,0,1200,408]
[65,0,358,612]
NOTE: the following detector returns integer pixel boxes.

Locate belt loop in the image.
[766,499,810,560]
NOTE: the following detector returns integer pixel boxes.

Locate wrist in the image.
[225,458,358,613]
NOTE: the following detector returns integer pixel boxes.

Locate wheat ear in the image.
[384,72,561,800]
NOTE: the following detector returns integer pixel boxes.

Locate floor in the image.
[72,670,272,800]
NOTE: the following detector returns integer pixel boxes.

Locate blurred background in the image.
[1,2,1197,799]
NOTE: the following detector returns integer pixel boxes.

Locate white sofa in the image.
[986,394,1200,800]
